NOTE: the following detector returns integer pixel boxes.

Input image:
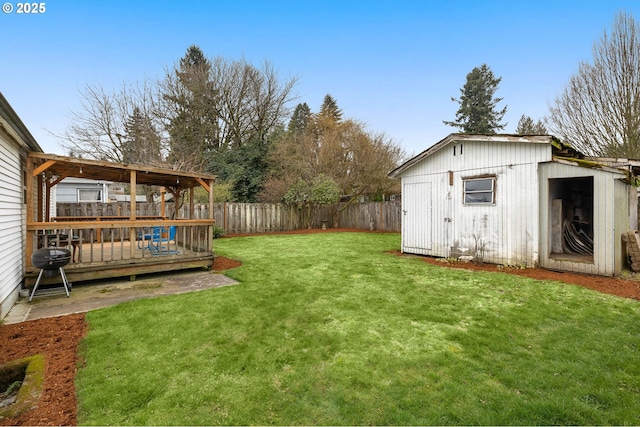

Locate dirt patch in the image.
[3,233,640,426]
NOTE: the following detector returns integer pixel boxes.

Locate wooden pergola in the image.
[25,152,217,285]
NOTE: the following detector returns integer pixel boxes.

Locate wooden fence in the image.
[313,202,402,232]
[57,201,402,235]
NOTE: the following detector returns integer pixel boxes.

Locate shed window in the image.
[463,177,495,204]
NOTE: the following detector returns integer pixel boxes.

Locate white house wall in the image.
[400,140,551,266]
[55,177,110,204]
[538,162,628,276]
[0,129,25,318]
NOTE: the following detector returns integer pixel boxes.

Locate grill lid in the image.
[31,248,72,270]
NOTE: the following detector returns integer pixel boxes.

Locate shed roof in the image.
[29,152,216,190]
[389,133,576,178]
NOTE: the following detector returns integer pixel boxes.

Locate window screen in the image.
[78,189,102,202]
[463,177,495,204]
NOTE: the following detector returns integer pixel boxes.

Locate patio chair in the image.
[148,225,178,255]
[137,227,153,249]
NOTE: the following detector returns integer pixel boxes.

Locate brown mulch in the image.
[2,230,640,425]
[223,227,395,238]
[0,314,86,426]
[391,250,640,301]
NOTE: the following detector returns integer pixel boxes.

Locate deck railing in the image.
[27,219,215,267]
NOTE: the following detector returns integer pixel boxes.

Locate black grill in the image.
[29,248,72,301]
[31,248,72,270]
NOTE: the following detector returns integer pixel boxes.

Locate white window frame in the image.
[77,188,102,202]
[463,177,495,205]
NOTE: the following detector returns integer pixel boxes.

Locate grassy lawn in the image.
[76,232,640,425]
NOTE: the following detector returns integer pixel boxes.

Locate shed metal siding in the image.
[538,162,628,276]
[402,180,433,252]
[613,179,630,273]
[447,162,540,266]
[400,139,550,265]
[0,129,25,318]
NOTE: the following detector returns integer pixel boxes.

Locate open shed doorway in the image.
[548,176,594,262]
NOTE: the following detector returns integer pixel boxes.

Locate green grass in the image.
[76,232,640,425]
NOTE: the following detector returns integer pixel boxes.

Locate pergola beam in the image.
[32,159,56,176]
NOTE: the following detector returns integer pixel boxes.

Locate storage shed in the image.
[0,93,43,318]
[389,134,640,276]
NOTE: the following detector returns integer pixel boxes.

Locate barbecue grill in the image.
[29,248,72,301]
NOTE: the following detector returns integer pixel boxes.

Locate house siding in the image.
[0,128,25,318]
[400,139,551,266]
[55,177,111,203]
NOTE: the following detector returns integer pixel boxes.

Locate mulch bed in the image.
[2,230,640,425]
[0,314,86,426]
[407,253,640,300]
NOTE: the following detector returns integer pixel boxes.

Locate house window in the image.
[463,177,495,204]
[78,189,102,202]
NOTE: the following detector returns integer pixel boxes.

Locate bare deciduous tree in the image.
[210,57,298,148]
[62,45,298,184]
[548,12,640,157]
[59,82,158,163]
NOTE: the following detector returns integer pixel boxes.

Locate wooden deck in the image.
[25,225,215,287]
[25,152,218,289]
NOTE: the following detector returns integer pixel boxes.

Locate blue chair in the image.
[137,228,153,249]
[149,225,177,255]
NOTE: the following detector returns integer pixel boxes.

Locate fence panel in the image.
[345,202,401,231]
[57,201,402,235]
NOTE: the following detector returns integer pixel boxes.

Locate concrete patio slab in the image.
[3,269,238,325]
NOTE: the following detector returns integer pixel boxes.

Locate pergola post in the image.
[129,170,137,260]
[160,187,166,218]
[208,179,214,252]
[189,187,195,219]
[44,179,52,222]
[38,175,45,222]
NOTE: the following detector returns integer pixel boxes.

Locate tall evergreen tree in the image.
[515,114,547,134]
[122,106,162,165]
[208,132,279,202]
[319,94,342,123]
[163,45,219,171]
[444,64,507,134]
[288,102,312,135]
[178,45,209,85]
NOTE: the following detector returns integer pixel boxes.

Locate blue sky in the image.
[1,0,639,156]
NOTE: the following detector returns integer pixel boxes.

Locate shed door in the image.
[403,181,432,252]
